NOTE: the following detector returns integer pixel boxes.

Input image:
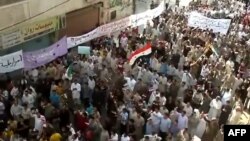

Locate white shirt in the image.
[120,36,128,47]
[10,104,23,117]
[22,94,35,108]
[71,83,81,99]
[34,114,46,132]
[22,108,31,119]
[10,87,19,97]
[222,91,232,105]
[184,105,193,117]
[110,133,118,141]
[210,99,222,110]
[247,87,250,97]
[200,65,209,78]
[160,96,166,106]
[88,79,95,90]
[121,135,130,141]
[151,111,163,126]
[31,69,39,77]
[70,83,81,92]
[124,77,136,91]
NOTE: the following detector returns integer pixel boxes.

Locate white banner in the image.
[188,12,231,35]
[130,10,153,27]
[67,1,166,48]
[67,28,99,49]
[0,50,24,73]
[179,0,192,7]
[98,17,131,37]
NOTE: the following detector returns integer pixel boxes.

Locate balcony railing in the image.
[0,0,24,6]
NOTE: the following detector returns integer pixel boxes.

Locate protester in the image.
[0,0,250,141]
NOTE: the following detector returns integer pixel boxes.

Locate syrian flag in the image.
[64,64,73,80]
[128,42,152,66]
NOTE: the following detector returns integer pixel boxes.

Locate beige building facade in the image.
[0,0,134,41]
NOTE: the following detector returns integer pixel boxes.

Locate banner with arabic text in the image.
[67,1,166,48]
[0,50,24,73]
[23,36,68,70]
[188,12,231,35]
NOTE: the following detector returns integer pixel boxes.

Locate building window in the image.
[110,11,116,20]
[0,0,25,6]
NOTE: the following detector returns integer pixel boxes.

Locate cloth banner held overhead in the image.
[0,50,24,73]
[128,42,152,66]
[23,36,68,70]
[179,0,192,7]
[67,28,99,49]
[188,12,231,35]
[67,1,166,49]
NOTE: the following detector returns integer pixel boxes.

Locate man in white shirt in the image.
[10,101,23,120]
[32,111,46,138]
[208,96,222,119]
[221,88,232,105]
[121,134,130,141]
[10,85,19,98]
[124,75,137,91]
[22,90,35,108]
[88,76,95,103]
[120,34,128,48]
[244,86,250,111]
[151,107,163,133]
[71,80,81,105]
[184,102,193,117]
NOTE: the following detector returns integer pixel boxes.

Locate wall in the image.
[0,0,134,32]
[0,1,29,30]
[105,0,134,22]
[0,0,103,31]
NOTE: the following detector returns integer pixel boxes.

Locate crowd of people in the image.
[0,0,250,141]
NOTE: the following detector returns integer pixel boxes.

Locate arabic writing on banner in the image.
[188,12,231,35]
[23,36,68,70]
[0,50,24,73]
[130,10,153,27]
[67,28,99,48]
[67,1,166,49]
[98,17,131,37]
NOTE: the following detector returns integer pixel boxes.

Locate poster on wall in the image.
[0,50,24,73]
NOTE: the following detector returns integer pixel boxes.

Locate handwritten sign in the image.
[188,12,231,35]
[0,50,24,73]
[78,46,91,55]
